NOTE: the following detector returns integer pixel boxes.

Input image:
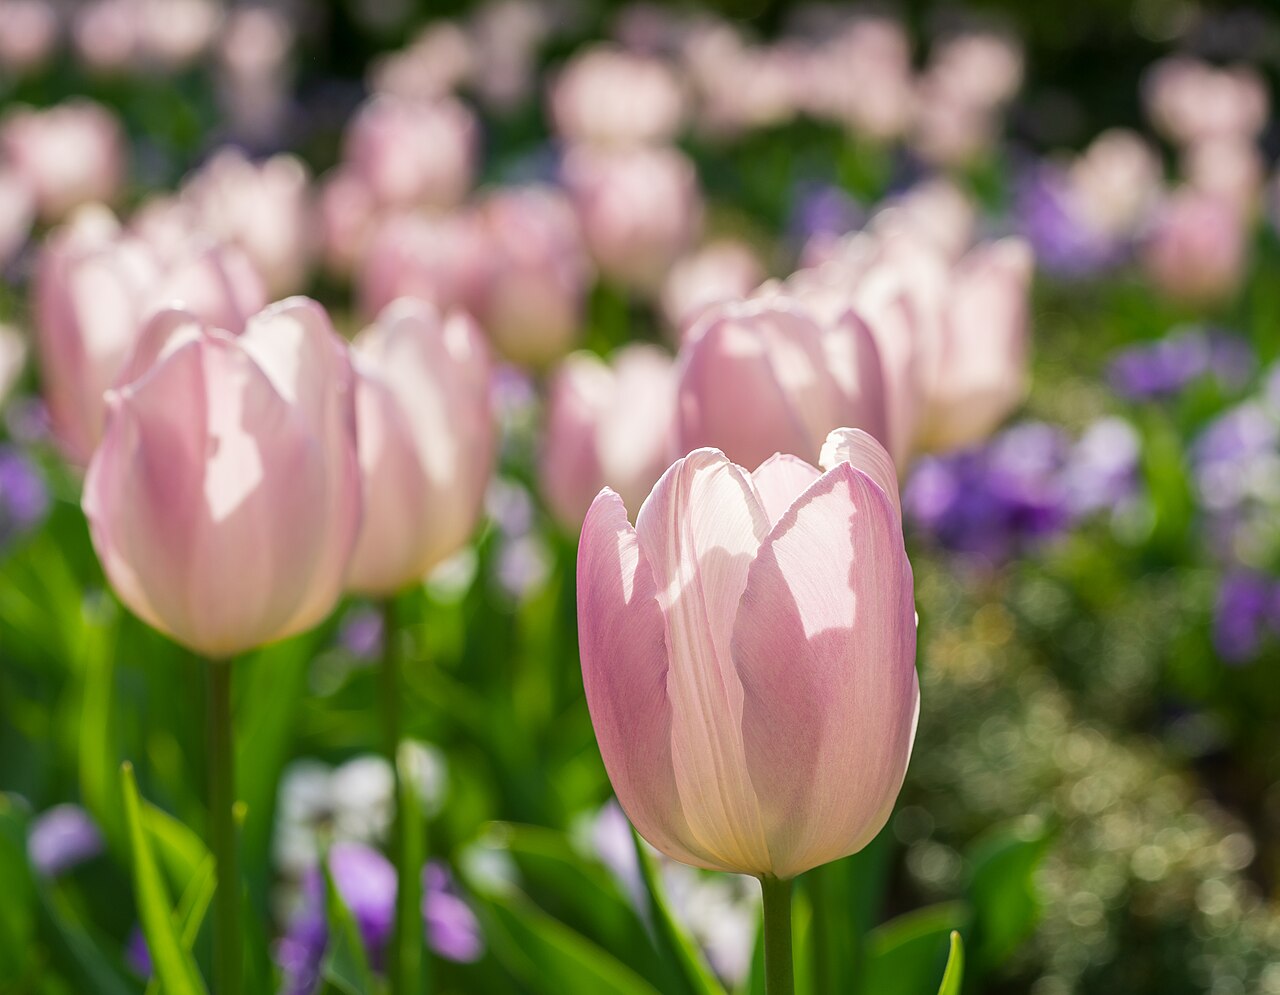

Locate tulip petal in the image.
[751,454,821,527]
[577,489,721,870]
[732,462,918,878]
[819,428,901,522]
[634,449,772,873]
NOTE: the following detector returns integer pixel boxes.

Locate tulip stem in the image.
[207,658,241,994]
[381,596,426,995]
[760,875,795,995]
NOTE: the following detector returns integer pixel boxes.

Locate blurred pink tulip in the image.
[71,0,137,73]
[0,0,58,74]
[34,207,267,462]
[357,210,488,320]
[215,6,293,145]
[0,101,126,221]
[0,323,25,407]
[578,426,917,878]
[82,298,362,657]
[1141,189,1247,305]
[549,45,685,146]
[317,168,379,277]
[676,299,888,472]
[345,95,477,211]
[369,22,474,100]
[181,149,313,296]
[1068,129,1162,238]
[346,299,495,595]
[541,344,677,529]
[867,179,977,262]
[473,185,592,367]
[1183,138,1263,217]
[660,240,765,336]
[1144,57,1269,147]
[563,144,703,292]
[0,168,35,269]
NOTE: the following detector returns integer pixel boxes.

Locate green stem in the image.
[382,596,425,995]
[208,659,240,994]
[761,875,795,995]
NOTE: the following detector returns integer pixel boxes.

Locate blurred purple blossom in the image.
[0,444,48,546]
[27,804,103,877]
[1108,328,1255,402]
[1213,571,1280,665]
[790,183,863,246]
[1014,165,1124,278]
[279,843,481,995]
[1190,401,1278,516]
[337,606,384,660]
[125,927,152,979]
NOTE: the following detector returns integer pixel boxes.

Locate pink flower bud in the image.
[1141,189,1247,305]
[0,167,35,269]
[676,299,889,472]
[0,0,59,75]
[563,144,703,292]
[473,185,592,367]
[1144,57,1269,147]
[0,101,127,221]
[357,210,489,320]
[541,344,677,529]
[549,45,685,147]
[660,240,765,337]
[578,427,917,878]
[345,300,495,595]
[345,95,477,211]
[82,298,362,657]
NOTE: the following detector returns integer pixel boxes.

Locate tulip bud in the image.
[0,167,35,270]
[34,207,267,463]
[549,45,685,147]
[676,299,889,472]
[0,100,127,221]
[578,427,917,878]
[0,0,58,75]
[345,299,495,596]
[473,186,592,368]
[541,344,677,529]
[345,94,477,211]
[82,298,362,658]
[562,144,703,292]
[660,240,764,337]
[1141,189,1247,305]
[357,210,489,321]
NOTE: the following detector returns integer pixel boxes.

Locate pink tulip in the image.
[369,22,474,100]
[345,94,477,211]
[562,144,703,292]
[1143,57,1269,147]
[578,426,917,878]
[541,345,677,529]
[1068,129,1161,238]
[0,168,35,270]
[317,168,379,277]
[357,210,489,320]
[1141,189,1247,305]
[82,298,361,657]
[549,45,685,147]
[473,185,592,367]
[34,207,267,462]
[0,101,126,221]
[1183,138,1263,217]
[0,323,25,407]
[676,299,888,472]
[660,240,765,337]
[345,299,495,595]
[0,0,58,74]
[215,7,293,146]
[181,148,313,296]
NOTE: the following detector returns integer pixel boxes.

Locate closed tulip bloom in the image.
[1141,189,1247,305]
[0,168,35,270]
[473,186,592,368]
[0,101,126,221]
[345,94,477,211]
[549,45,685,147]
[562,144,703,292]
[578,427,918,878]
[1143,57,1269,147]
[676,299,888,473]
[34,208,267,462]
[357,210,489,320]
[660,240,765,337]
[82,298,361,657]
[346,299,495,596]
[0,0,58,75]
[541,344,677,529]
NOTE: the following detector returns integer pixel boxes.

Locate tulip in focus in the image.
[549,45,685,147]
[562,144,703,293]
[345,299,495,596]
[34,207,267,463]
[473,185,592,367]
[82,298,361,658]
[660,240,765,336]
[540,344,677,529]
[0,101,126,221]
[577,426,918,879]
[1141,189,1247,306]
[676,299,888,472]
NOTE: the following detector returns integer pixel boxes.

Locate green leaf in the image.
[145,856,216,995]
[144,802,210,897]
[860,902,970,995]
[320,852,377,995]
[936,932,964,995]
[121,762,208,995]
[804,828,893,994]
[964,820,1052,971]
[630,829,723,995]
[0,795,35,983]
[392,743,426,995]
[34,887,137,995]
[476,889,662,995]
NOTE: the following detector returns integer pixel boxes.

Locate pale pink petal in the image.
[819,427,901,522]
[751,453,820,528]
[732,462,918,878]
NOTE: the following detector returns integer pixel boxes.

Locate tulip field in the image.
[2,2,1280,993]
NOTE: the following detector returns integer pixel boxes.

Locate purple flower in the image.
[125,927,151,979]
[1213,571,1279,665]
[1065,417,1142,516]
[1190,402,1278,519]
[279,843,482,995]
[1108,328,1255,402]
[1014,165,1125,279]
[337,606,384,660]
[790,183,864,245]
[27,804,103,877]
[0,445,48,547]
